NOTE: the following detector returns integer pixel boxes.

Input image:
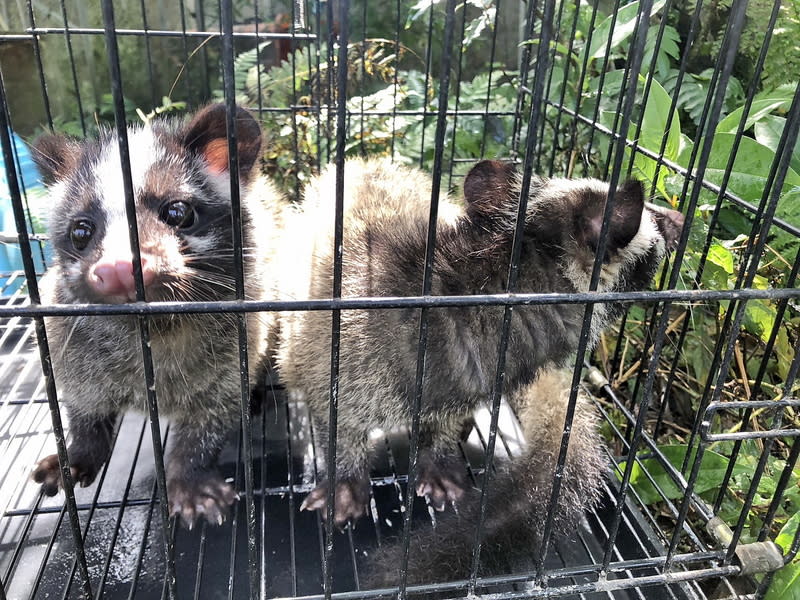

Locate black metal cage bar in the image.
[0,0,798,599]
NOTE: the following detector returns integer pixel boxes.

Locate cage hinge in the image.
[706,516,786,575]
[584,366,609,391]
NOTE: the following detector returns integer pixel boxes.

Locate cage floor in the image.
[0,314,706,600]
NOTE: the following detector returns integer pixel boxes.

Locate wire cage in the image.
[0,0,798,599]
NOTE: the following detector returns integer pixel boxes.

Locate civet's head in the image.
[463,160,684,293]
[33,104,262,304]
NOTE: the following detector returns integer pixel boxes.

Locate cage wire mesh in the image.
[0,0,798,598]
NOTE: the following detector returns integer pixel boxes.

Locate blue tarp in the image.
[1,132,48,295]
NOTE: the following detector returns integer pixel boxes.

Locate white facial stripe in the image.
[205,171,236,204]
[99,221,139,261]
[93,125,165,225]
[184,233,220,254]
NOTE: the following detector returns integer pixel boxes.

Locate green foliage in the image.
[765,511,800,600]
[662,68,744,131]
[623,442,800,560]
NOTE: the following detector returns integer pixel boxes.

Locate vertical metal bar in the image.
[138,0,158,109]
[469,0,557,589]
[99,2,176,597]
[581,0,623,163]
[723,334,800,565]
[227,431,243,600]
[259,395,269,596]
[194,0,211,100]
[645,0,708,202]
[714,86,800,564]
[284,402,299,597]
[219,3,258,597]
[510,0,538,158]
[396,2,457,599]
[313,0,324,175]
[446,1,468,189]
[176,0,193,101]
[289,0,302,201]
[56,0,86,135]
[192,522,209,598]
[0,65,92,600]
[418,5,436,167]
[537,0,658,577]
[535,0,567,174]
[478,0,501,160]
[358,1,368,158]
[621,0,676,180]
[322,1,350,598]
[126,476,160,600]
[26,0,54,130]
[759,435,800,541]
[390,0,400,160]
[563,0,602,175]
[252,3,264,176]
[325,0,336,168]
[546,0,584,176]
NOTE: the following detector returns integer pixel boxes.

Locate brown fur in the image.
[31,105,284,527]
[272,158,683,525]
[365,369,607,585]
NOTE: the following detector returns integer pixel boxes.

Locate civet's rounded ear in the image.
[463,160,517,226]
[182,104,262,180]
[580,180,645,254]
[31,133,82,185]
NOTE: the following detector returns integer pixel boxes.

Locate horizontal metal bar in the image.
[0,287,796,318]
[705,398,800,414]
[12,27,317,40]
[270,559,739,600]
[252,107,519,117]
[702,398,800,441]
[703,429,800,442]
[0,233,49,243]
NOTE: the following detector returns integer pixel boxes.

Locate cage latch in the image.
[584,366,609,390]
[706,516,786,575]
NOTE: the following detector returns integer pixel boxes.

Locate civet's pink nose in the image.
[88,256,155,298]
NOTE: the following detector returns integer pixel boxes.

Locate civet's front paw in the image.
[300,477,370,527]
[167,469,238,529]
[33,452,104,496]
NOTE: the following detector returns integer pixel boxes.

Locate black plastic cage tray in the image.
[1,308,707,600]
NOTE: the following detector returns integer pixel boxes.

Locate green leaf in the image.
[678,133,800,204]
[765,511,800,600]
[754,115,800,175]
[743,300,777,343]
[717,98,792,135]
[775,328,794,381]
[588,0,667,60]
[706,242,734,275]
[621,445,751,505]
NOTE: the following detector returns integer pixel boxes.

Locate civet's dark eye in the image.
[70,219,95,251]
[159,201,196,229]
